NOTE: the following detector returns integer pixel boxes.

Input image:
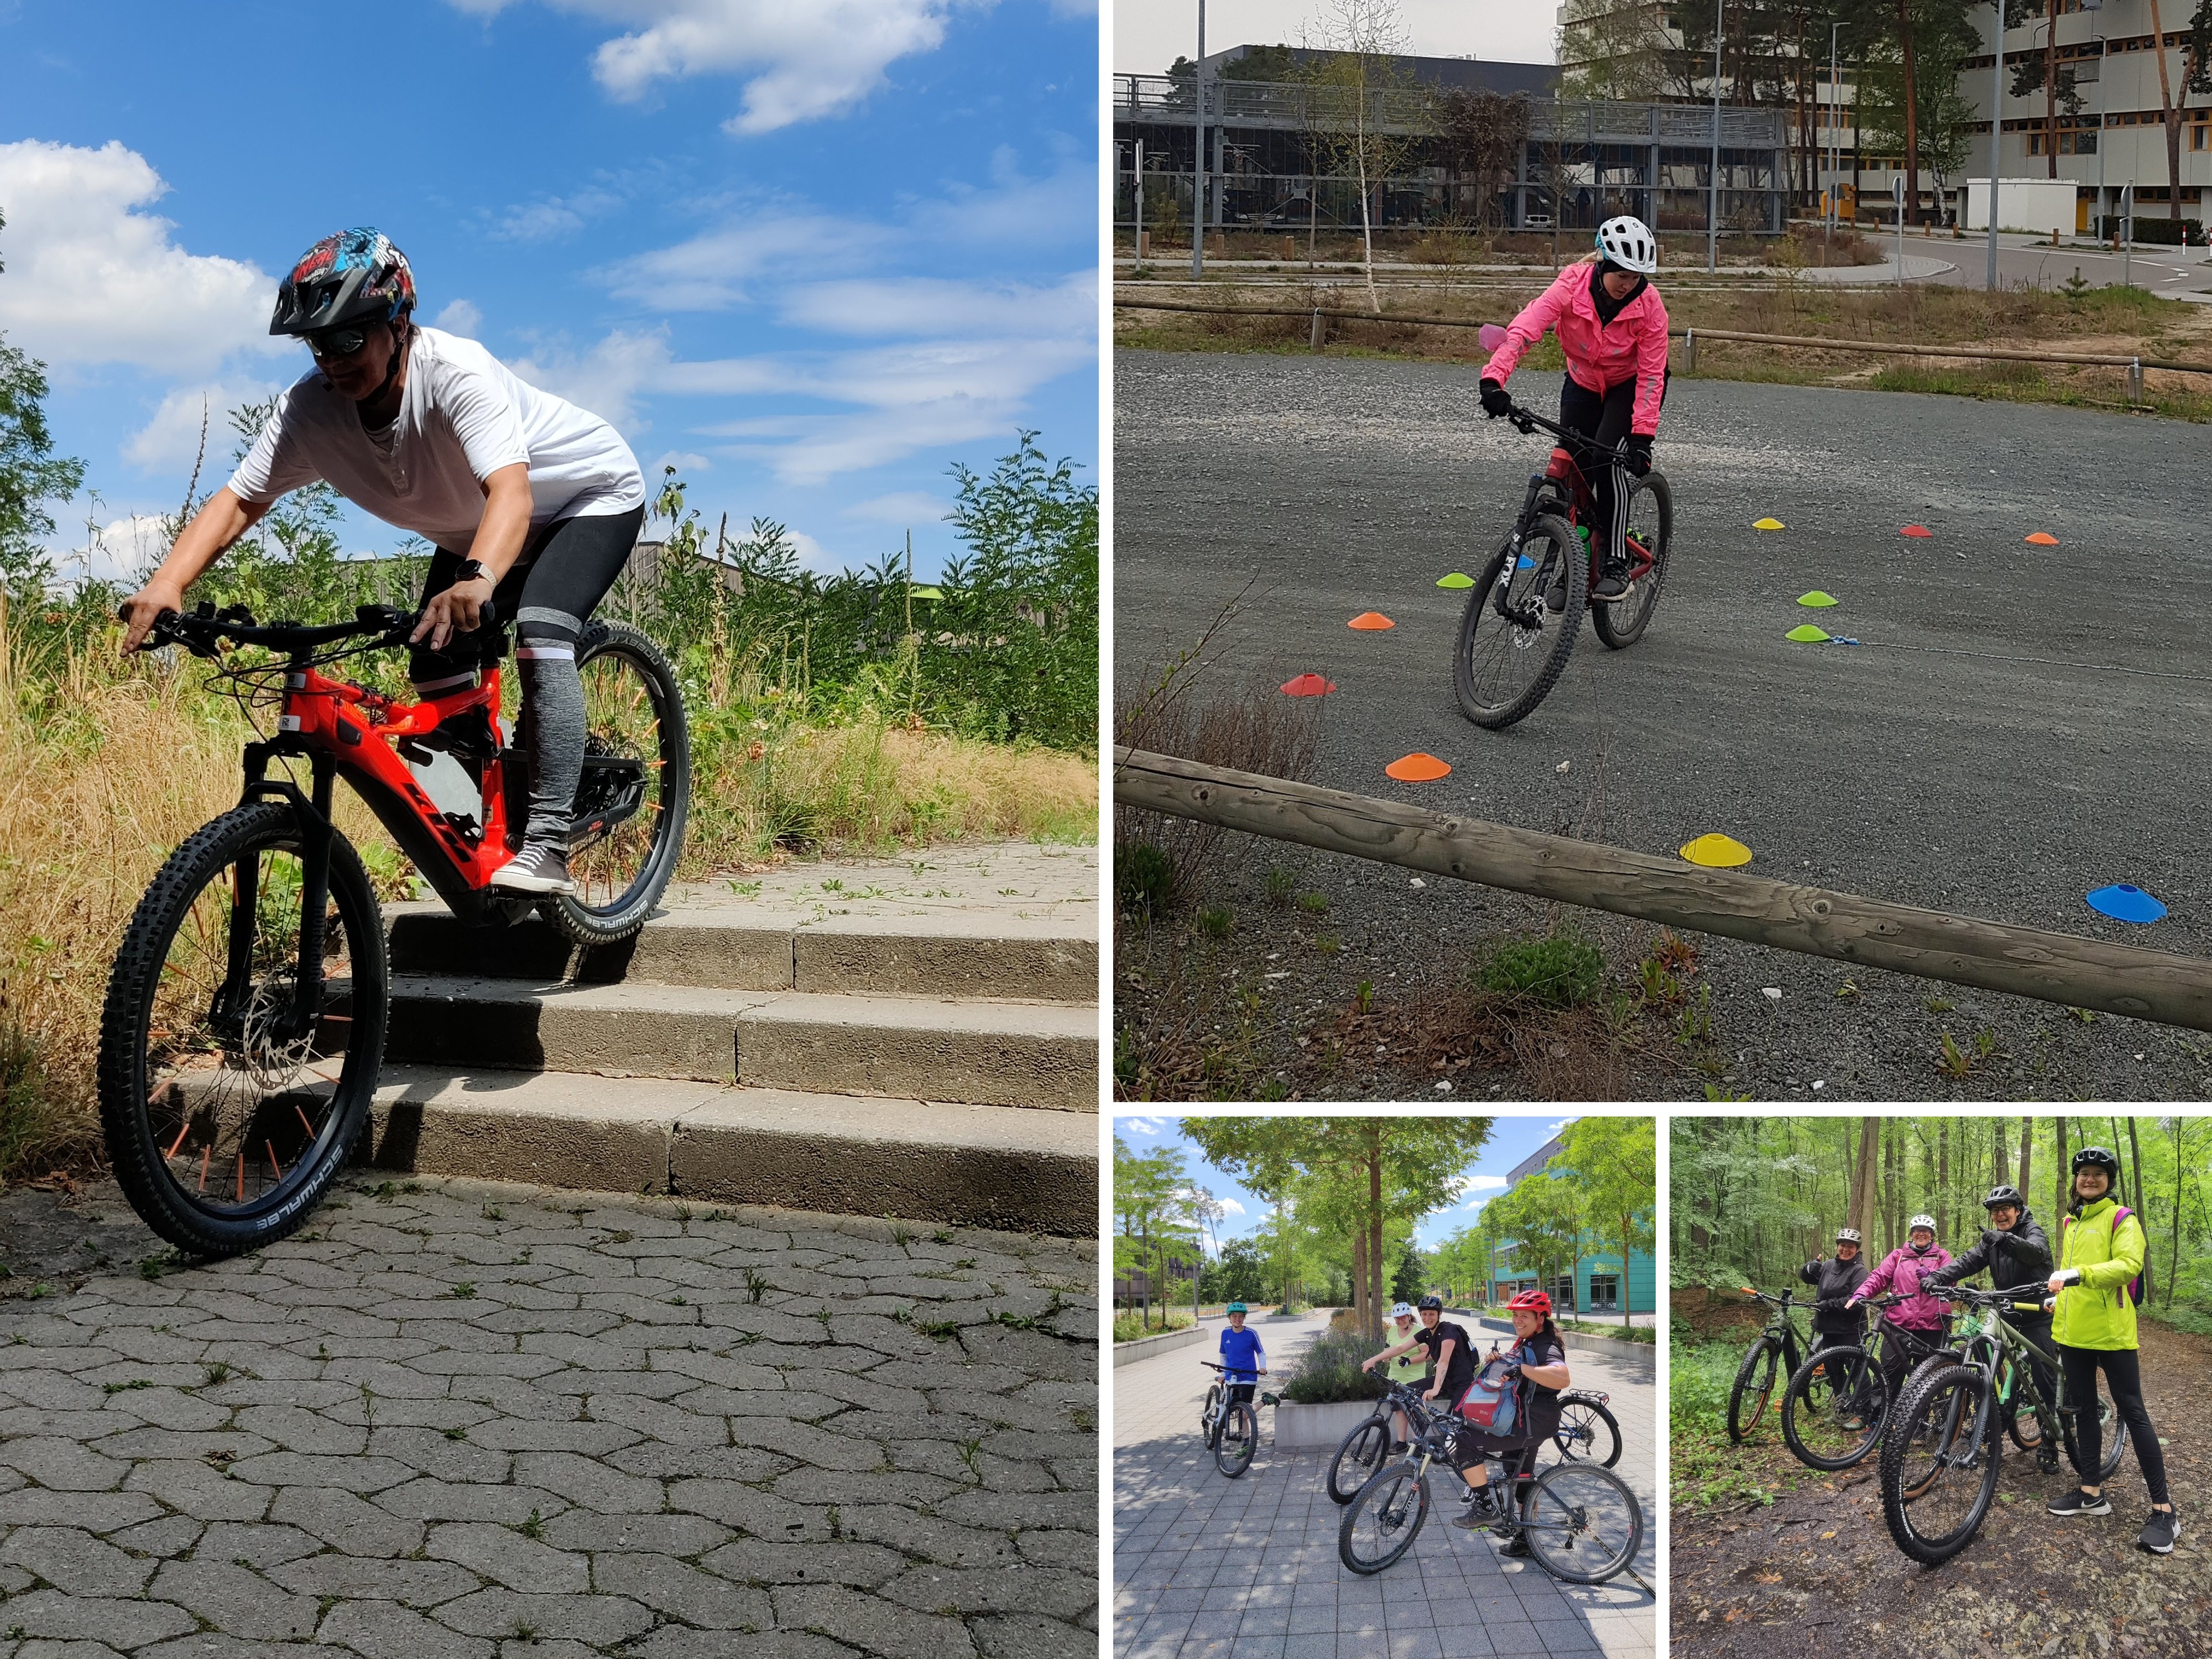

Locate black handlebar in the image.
[1500,397,1636,468]
[120,599,491,659]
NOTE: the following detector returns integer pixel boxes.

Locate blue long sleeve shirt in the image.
[1219,1326,1266,1383]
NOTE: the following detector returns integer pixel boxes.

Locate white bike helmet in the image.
[1595,215,1658,275]
[1389,1302,1416,1320]
[1909,1213,1937,1234]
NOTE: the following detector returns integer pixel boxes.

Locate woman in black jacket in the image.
[1800,1228,1871,1422]
[1930,1185,2056,1448]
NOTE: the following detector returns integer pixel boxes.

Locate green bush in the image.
[1479,930,1604,1008]
[1280,1328,1391,1405]
[1669,1339,1741,1433]
[1117,841,1176,916]
[1113,1307,1194,1343]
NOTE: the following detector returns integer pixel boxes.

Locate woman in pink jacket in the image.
[1479,216,1671,603]
[1846,1214,1954,1418]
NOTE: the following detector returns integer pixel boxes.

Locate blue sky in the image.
[1,0,1098,585]
[1114,1114,1579,1253]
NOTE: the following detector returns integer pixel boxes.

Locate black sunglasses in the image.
[305,324,378,361]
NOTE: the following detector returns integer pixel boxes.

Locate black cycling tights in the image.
[411,505,645,849]
[1557,371,1670,564]
[2058,1342,2169,1505]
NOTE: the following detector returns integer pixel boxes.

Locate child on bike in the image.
[1848,1215,1952,1412]
[119,227,646,898]
[1799,1227,1872,1427]
[1930,1185,2056,1449]
[1444,1288,1570,1552]
[1477,215,1669,605]
[2044,1147,2177,1553]
[1218,1302,1266,1407]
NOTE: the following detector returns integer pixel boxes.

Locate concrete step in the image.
[385,906,1098,1003]
[350,1066,1096,1235]
[382,975,1097,1111]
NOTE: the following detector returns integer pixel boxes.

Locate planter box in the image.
[1113,1321,1213,1369]
[1273,1399,1380,1450]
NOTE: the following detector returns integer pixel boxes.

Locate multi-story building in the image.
[1485,1135,1654,1318]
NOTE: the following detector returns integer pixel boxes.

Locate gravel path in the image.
[0,1173,1097,1658]
[1114,349,2212,1099]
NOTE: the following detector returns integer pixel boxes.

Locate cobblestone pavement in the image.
[0,1174,1099,1658]
[1112,1312,1653,1659]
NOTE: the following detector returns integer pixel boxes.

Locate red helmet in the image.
[1507,1288,1552,1315]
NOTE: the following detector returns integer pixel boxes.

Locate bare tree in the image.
[1306,0,1421,312]
[2145,0,2212,221]
[1437,87,1532,239]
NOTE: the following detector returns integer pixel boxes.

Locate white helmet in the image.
[1389,1302,1416,1320]
[1595,215,1658,275]
[1909,1214,1937,1234]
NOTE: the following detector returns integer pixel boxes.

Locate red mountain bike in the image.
[1452,396,1674,731]
[98,601,690,1256]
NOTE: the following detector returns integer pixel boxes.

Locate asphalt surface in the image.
[1914,229,2212,298]
[1114,350,2212,1100]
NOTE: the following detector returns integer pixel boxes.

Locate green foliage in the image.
[0,317,88,590]
[1117,841,1176,917]
[1280,1328,1390,1405]
[1113,1307,1193,1343]
[1198,1235,1274,1305]
[1389,1238,1426,1303]
[1196,905,1232,939]
[1113,1134,1199,1334]
[1478,931,1603,1008]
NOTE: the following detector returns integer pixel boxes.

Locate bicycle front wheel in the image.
[1199,1384,1222,1441]
[1453,514,1585,730]
[1215,1401,1258,1478]
[1591,472,1671,650]
[1328,1416,1392,1504]
[1520,1460,1643,1584]
[544,621,691,947]
[1547,1394,1621,1468]
[1780,1346,1884,1471]
[1726,1337,1781,1443]
[1880,1363,2001,1567]
[97,802,389,1256]
[2059,1383,2129,1483]
[1338,1460,1430,1574]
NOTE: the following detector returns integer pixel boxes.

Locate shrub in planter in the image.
[1280,1329,1392,1405]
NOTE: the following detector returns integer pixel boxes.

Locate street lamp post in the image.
[2086,0,2104,245]
[1191,0,1206,280]
[1988,0,2004,290]
[1829,23,1843,236]
[1708,0,1723,273]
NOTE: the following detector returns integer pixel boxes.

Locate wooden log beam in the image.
[1113,747,2212,1031]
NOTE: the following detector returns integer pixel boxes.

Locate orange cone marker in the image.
[2025,532,2059,546]
[1280,674,1337,697]
[1348,612,1395,630]
[1385,753,1451,781]
[1901,525,1932,538]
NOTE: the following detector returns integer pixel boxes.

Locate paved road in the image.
[1916,229,2212,298]
[0,1175,1097,1658]
[1112,1311,1654,1659]
[1115,351,2212,1097]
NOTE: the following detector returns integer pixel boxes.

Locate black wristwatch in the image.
[453,559,489,585]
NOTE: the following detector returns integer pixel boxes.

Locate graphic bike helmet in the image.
[1983,1186,2025,1209]
[1595,214,1658,275]
[1835,1228,1862,1244]
[270,227,416,338]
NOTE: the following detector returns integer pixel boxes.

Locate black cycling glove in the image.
[1479,379,1511,419]
[1622,434,1653,477]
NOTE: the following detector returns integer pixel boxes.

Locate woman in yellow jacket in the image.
[2044,1146,2176,1553]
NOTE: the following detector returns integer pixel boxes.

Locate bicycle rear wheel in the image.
[542,621,690,947]
[2059,1383,2128,1483]
[1338,1461,1430,1574]
[1591,472,1671,650]
[1328,1417,1392,1503]
[1453,514,1585,730]
[1780,1346,1884,1470]
[1547,1394,1621,1468]
[1215,1401,1258,1478]
[97,802,389,1256]
[1880,1363,2001,1566]
[1520,1460,1642,1584]
[1726,1337,1780,1443]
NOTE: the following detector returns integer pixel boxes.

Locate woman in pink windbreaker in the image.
[1846,1214,1954,1417]
[1479,215,1670,604]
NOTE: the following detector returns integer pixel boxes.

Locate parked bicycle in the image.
[1199,1360,1277,1478]
[1452,394,1673,731]
[1548,1389,1623,1469]
[1726,1287,1813,1443]
[1329,1374,1620,1504]
[1776,1292,1939,1470]
[1879,1282,2125,1566]
[99,601,690,1259]
[1336,1400,1642,1582]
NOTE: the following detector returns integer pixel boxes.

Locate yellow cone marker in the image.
[1436,572,1475,589]
[1786,623,1830,642]
[1797,591,1838,608]
[1754,517,1786,530]
[1681,833,1754,868]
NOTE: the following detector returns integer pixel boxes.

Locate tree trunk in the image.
[2150,0,2186,218]
[1898,0,1923,226]
[2053,1115,2069,1218]
[1849,1117,1880,1236]
[2171,1119,2186,1309]
[1351,1226,1369,1336]
[2125,1114,2153,1303]
[2047,20,2059,180]
[1367,1126,1387,1343]
[1355,81,1380,313]
[1992,1117,2008,1190]
[1938,1118,1952,1249]
[2017,1117,2034,1213]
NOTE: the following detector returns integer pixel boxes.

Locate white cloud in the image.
[841,490,948,525]
[777,270,1095,339]
[493,189,623,243]
[915,148,1095,251]
[122,378,281,473]
[432,299,484,337]
[651,450,712,476]
[1117,1115,1165,1134]
[599,212,889,311]
[67,513,171,586]
[1218,1198,1246,1217]
[0,140,285,377]
[448,0,961,133]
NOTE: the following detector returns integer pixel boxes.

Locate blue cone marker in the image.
[1516,555,1535,570]
[2087,884,2168,924]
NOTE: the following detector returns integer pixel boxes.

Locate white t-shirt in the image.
[226,326,645,552]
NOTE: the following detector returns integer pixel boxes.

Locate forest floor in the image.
[1671,1313,2212,1659]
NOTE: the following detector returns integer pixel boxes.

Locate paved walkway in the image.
[1112,1312,1653,1659]
[0,1175,1097,1658]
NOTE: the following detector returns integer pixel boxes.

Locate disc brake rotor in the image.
[237,973,316,1092]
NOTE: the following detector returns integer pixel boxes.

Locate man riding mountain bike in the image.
[1478,215,1670,605]
[119,227,647,897]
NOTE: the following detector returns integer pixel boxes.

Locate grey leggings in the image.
[411,505,644,847]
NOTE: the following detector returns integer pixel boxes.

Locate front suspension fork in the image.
[223,741,337,1042]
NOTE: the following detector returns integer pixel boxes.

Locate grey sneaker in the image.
[491,842,577,895]
[2138,1510,2178,1554]
[1591,556,1631,603]
[2048,1488,2112,1517]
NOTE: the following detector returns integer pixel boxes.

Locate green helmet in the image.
[1225,1301,1248,1313]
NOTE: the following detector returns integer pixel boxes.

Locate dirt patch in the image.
[1672,1319,2212,1659]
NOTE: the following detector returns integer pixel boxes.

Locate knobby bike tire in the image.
[1338,1460,1430,1575]
[97,802,389,1257]
[1727,1337,1780,1443]
[2059,1387,2129,1484]
[1548,1394,1621,1468]
[1328,1417,1392,1504]
[1201,1384,1221,1442]
[1453,514,1586,731]
[542,620,692,947]
[1880,1363,2001,1567]
[1999,1356,2048,1453]
[1780,1345,1884,1472]
[1216,1401,1258,1478]
[1520,1460,1644,1584]
[1590,471,1672,650]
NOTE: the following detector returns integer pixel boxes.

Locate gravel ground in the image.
[1114,349,2212,1100]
